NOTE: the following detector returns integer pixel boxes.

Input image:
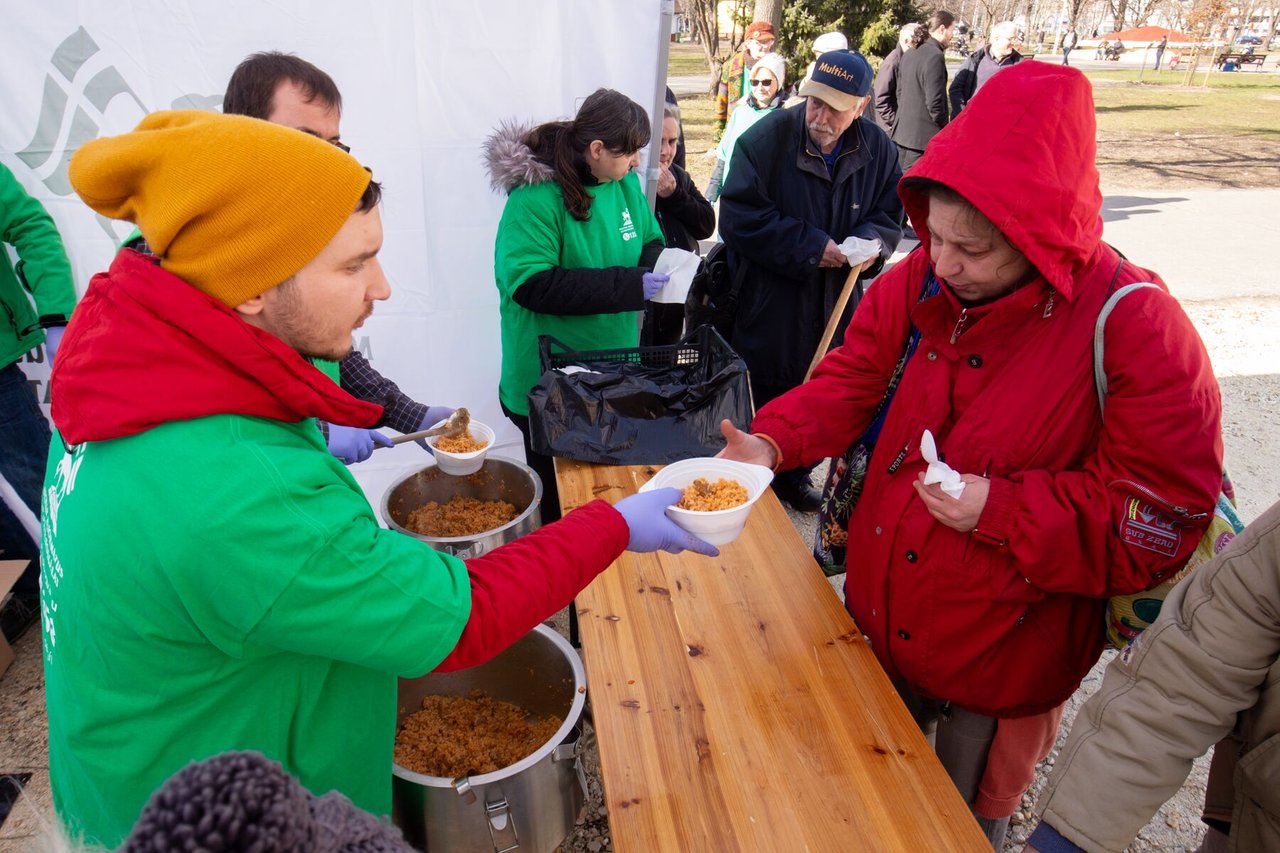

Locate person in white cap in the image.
[802,31,850,84]
[704,51,787,203]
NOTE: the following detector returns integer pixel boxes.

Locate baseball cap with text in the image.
[797,50,873,111]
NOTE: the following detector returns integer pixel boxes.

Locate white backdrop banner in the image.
[1,0,666,508]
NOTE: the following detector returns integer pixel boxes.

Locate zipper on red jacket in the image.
[1042,288,1057,318]
[886,441,911,474]
[1111,479,1209,520]
[949,308,968,344]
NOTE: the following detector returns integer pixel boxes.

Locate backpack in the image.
[1096,283,1245,649]
[684,242,747,340]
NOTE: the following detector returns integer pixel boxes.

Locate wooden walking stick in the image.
[804,263,864,383]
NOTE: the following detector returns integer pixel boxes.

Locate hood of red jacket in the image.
[51,250,384,445]
[900,63,1103,302]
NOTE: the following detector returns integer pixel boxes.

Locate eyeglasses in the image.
[302,128,352,154]
[751,78,777,87]
[754,40,776,49]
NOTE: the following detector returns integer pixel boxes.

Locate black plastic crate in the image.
[539,325,739,381]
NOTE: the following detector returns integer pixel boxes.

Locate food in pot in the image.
[677,477,748,511]
[434,431,488,454]
[405,496,517,537]
[395,692,563,777]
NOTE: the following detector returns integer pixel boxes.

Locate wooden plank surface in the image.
[557,459,990,852]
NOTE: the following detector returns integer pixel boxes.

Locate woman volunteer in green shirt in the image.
[484,88,666,520]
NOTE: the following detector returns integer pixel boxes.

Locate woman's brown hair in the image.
[522,88,650,221]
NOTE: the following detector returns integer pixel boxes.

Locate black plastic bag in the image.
[528,326,753,465]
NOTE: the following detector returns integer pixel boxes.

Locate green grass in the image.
[667,45,1280,189]
[673,92,718,193]
[1088,71,1280,137]
[668,43,713,78]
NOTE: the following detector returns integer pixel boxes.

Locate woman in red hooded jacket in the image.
[719,62,1222,847]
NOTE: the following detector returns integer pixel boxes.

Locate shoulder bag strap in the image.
[1092,255,1160,416]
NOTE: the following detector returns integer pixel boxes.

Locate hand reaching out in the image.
[715,419,777,469]
[614,487,719,557]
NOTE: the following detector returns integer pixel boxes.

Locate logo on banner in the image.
[1119,497,1182,556]
[17,27,221,238]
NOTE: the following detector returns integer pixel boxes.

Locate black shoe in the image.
[771,478,823,513]
[0,591,39,644]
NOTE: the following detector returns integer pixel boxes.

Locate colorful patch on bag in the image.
[1119,498,1182,557]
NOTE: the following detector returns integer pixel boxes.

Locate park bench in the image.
[1215,51,1268,70]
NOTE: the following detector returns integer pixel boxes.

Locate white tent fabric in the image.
[1,1,666,511]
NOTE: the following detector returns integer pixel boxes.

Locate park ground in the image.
[667,43,1280,192]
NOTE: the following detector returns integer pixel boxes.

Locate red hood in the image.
[51,250,383,445]
[901,63,1103,301]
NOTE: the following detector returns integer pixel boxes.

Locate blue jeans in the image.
[0,362,51,595]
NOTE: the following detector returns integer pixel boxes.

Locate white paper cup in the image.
[425,419,496,476]
[639,457,775,546]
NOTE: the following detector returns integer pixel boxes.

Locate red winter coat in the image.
[752,63,1223,717]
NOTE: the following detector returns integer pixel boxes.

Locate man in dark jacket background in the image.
[873,23,922,132]
[718,50,903,510]
[891,10,956,170]
[949,21,1024,118]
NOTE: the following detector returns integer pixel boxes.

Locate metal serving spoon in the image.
[387,407,471,446]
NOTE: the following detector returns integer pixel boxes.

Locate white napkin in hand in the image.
[837,235,881,267]
[651,247,701,304]
[921,430,966,498]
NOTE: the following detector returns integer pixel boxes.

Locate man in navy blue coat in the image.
[718,50,903,511]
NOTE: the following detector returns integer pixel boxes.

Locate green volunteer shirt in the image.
[494,172,663,416]
[41,414,471,846]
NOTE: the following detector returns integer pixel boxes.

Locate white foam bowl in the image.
[638,457,775,546]
[425,419,496,476]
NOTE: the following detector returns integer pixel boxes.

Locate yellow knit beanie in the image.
[69,110,372,307]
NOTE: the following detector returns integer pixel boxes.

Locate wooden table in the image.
[556,459,989,851]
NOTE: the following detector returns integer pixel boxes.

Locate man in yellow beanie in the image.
[41,109,715,846]
[118,51,454,464]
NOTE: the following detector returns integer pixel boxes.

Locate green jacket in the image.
[490,154,662,416]
[42,249,630,846]
[1,163,75,367]
[42,415,471,845]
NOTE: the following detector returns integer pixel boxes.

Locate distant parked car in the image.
[1236,35,1262,45]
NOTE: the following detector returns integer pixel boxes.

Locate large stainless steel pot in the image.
[381,457,542,558]
[391,625,588,852]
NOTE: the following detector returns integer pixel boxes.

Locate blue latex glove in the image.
[614,487,719,557]
[641,271,670,301]
[328,424,393,465]
[415,406,456,451]
[45,326,65,368]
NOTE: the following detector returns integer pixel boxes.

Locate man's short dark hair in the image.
[223,51,343,120]
[928,10,956,32]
